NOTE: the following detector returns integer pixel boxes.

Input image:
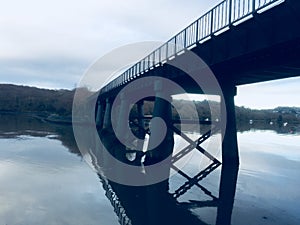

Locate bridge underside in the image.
[182,0,300,88]
[99,0,300,99]
[197,0,300,86]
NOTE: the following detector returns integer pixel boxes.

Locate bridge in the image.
[73,0,300,224]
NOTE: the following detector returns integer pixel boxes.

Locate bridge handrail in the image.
[100,0,285,94]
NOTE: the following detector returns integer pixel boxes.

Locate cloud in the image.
[0,57,87,89]
[236,77,300,109]
[0,0,220,60]
[0,0,221,89]
[1,0,298,108]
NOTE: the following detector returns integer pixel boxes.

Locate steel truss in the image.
[129,118,222,200]
[170,124,221,200]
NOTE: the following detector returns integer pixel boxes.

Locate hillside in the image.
[0,84,74,116]
[0,84,299,126]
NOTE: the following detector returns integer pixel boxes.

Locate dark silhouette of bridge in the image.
[75,0,300,224]
[100,0,300,96]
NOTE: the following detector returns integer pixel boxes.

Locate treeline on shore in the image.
[134,99,300,125]
[0,84,300,125]
[0,84,74,116]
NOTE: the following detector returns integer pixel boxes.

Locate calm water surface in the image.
[0,114,119,225]
[0,114,299,225]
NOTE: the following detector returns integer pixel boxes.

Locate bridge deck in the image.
[100,0,300,97]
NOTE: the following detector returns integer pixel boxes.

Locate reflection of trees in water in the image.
[0,113,81,156]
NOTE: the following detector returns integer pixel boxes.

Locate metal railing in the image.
[100,0,285,94]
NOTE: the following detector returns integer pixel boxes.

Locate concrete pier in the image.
[103,98,112,129]
[221,85,239,166]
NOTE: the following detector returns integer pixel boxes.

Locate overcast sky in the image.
[0,0,299,109]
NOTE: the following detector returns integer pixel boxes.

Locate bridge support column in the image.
[145,80,174,166]
[145,80,174,225]
[95,100,103,130]
[220,85,239,166]
[98,98,114,173]
[136,100,146,150]
[116,93,130,141]
[216,163,239,225]
[94,100,102,149]
[217,84,239,225]
[103,98,112,129]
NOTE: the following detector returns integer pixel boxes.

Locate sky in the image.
[0,0,299,109]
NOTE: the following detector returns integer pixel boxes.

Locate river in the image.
[0,114,299,225]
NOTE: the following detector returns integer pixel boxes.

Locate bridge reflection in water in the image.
[97,167,238,225]
[79,124,239,225]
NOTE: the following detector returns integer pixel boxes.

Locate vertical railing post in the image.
[253,0,256,12]
[211,10,214,35]
[174,37,177,56]
[151,53,154,68]
[166,42,169,59]
[145,57,148,70]
[183,28,187,49]
[195,19,199,42]
[229,0,233,25]
[159,47,161,63]
[184,28,187,49]
[218,4,220,30]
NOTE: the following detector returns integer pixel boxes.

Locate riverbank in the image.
[0,111,73,125]
[1,110,300,134]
